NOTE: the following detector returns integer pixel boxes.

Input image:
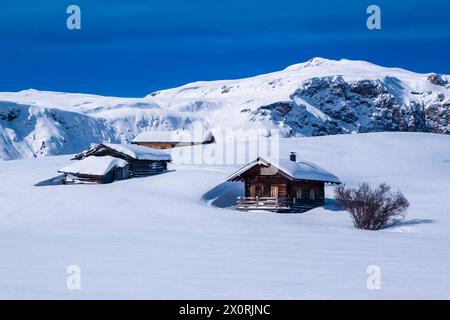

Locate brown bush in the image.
[335,183,409,230]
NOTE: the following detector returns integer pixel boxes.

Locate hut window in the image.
[302,186,310,200]
[296,186,312,199]
[270,185,279,197]
[296,186,302,199]
[310,188,316,200]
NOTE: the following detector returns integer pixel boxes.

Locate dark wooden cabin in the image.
[131,130,215,150]
[227,153,341,213]
[72,143,172,177]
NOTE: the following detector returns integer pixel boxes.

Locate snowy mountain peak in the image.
[284,57,338,70]
[1,58,449,160]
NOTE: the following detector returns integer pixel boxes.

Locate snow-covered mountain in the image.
[1,57,449,160]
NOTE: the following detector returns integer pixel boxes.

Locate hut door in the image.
[255,184,264,197]
[249,184,265,197]
[249,185,256,197]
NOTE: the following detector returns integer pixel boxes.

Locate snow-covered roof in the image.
[132,130,213,144]
[102,143,172,161]
[227,157,341,184]
[59,156,128,176]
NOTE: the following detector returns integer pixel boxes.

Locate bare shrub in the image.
[335,183,409,230]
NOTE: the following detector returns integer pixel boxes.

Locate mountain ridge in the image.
[0,57,449,160]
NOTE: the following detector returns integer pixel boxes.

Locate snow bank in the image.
[1,132,450,299]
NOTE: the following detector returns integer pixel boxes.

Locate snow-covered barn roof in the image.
[227,157,341,184]
[73,143,172,161]
[59,156,128,176]
[132,129,214,144]
[102,143,172,161]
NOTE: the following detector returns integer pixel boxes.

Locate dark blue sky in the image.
[1,0,449,97]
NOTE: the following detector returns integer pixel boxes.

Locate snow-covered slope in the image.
[0,101,117,160]
[1,132,449,299]
[1,58,449,160]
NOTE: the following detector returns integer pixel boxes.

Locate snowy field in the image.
[0,132,449,299]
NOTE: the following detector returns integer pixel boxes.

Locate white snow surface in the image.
[0,132,449,299]
[227,157,342,183]
[102,143,172,161]
[276,159,341,183]
[58,156,128,176]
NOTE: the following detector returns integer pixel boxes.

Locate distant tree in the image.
[335,183,409,230]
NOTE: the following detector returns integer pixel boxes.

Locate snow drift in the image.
[1,132,450,299]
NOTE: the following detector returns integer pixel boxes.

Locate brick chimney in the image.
[290,152,297,162]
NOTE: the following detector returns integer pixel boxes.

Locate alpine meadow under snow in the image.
[1,58,449,299]
[0,132,450,299]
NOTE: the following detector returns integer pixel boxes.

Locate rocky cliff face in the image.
[249,75,449,136]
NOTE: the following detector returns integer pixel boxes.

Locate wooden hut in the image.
[226,153,341,213]
[72,143,172,177]
[59,156,129,184]
[131,130,215,149]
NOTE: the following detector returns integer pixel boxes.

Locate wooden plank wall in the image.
[129,160,168,177]
[242,164,325,204]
